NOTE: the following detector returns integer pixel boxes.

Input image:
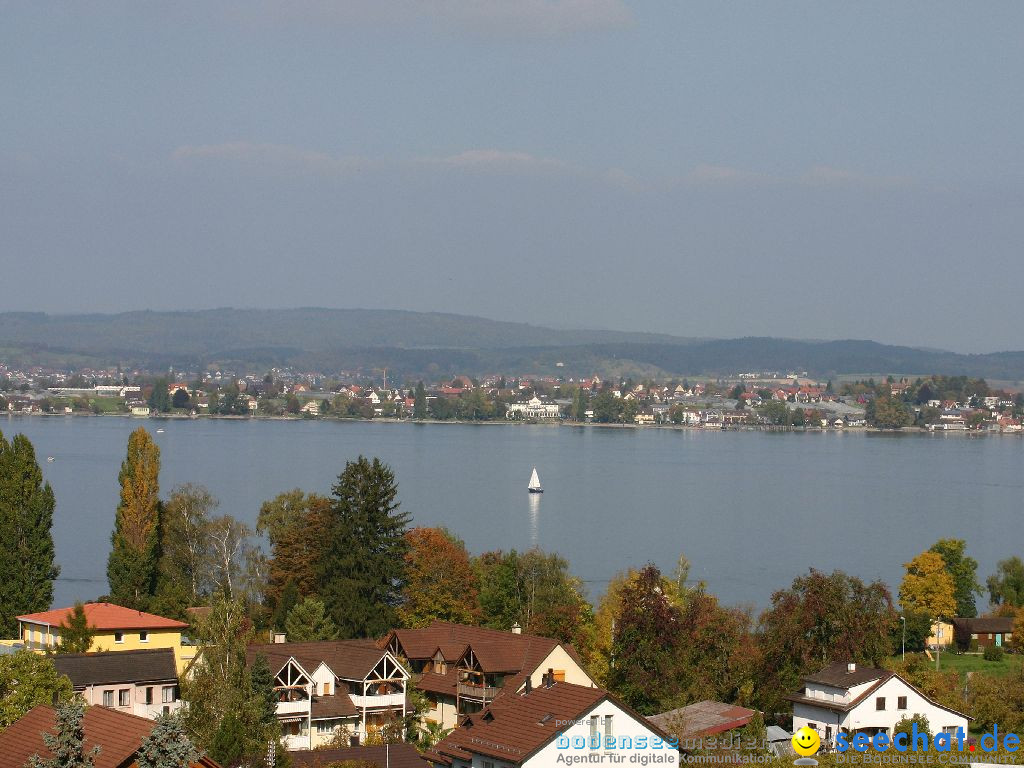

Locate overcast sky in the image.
[2,2,1023,352]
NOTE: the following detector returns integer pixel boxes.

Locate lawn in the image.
[931,650,1023,680]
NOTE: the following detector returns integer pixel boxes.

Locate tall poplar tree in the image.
[107,427,161,609]
[0,431,59,636]
[318,456,410,638]
[413,381,427,419]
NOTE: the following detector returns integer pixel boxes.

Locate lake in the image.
[4,415,1023,612]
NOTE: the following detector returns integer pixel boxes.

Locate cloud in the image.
[230,0,632,37]
[800,164,911,189]
[422,148,567,173]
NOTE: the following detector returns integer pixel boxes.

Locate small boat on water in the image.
[46,456,55,462]
[156,428,165,433]
[528,467,543,494]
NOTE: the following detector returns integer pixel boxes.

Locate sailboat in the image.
[528,467,543,494]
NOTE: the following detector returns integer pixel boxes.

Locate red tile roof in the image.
[0,705,219,768]
[17,602,189,631]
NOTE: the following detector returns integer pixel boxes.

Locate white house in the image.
[427,679,679,767]
[246,640,409,750]
[52,648,181,720]
[788,662,969,750]
[505,396,561,420]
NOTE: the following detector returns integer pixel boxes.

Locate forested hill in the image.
[2,309,1024,381]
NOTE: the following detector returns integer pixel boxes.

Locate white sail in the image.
[528,467,542,491]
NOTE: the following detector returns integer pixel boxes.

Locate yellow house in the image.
[15,602,195,673]
[927,619,954,649]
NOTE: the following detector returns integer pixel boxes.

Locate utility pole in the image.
[900,615,906,661]
[935,617,941,671]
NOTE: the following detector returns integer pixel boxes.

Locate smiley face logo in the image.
[792,726,821,757]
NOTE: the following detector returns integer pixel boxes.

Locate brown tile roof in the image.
[53,648,177,688]
[415,667,459,697]
[310,693,358,719]
[0,705,219,768]
[952,617,1014,635]
[289,744,428,768]
[803,662,889,689]
[648,700,756,738]
[247,639,388,681]
[17,603,189,631]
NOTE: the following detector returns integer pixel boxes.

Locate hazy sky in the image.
[2,2,1023,352]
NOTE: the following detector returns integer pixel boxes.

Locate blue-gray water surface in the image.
[4,415,1023,611]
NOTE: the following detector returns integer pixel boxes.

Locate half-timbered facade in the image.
[246,640,409,750]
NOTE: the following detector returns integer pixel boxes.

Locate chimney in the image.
[273,632,287,644]
[545,668,555,688]
[511,623,522,634]
[847,662,856,673]
[524,677,532,694]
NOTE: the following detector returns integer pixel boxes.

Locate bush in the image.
[983,645,1004,662]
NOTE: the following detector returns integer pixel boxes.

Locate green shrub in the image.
[983,644,1004,662]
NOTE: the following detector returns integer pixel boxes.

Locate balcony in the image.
[350,692,405,709]
[282,733,309,751]
[276,699,311,716]
[457,682,499,701]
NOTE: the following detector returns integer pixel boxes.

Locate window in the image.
[323,681,331,696]
[316,721,338,734]
[605,714,614,742]
[145,687,154,705]
[162,685,177,703]
[119,689,130,707]
[102,690,114,707]
[114,631,124,644]
[553,670,566,682]
[897,696,907,710]
[483,762,494,768]
[876,697,886,711]
[139,631,149,643]
[590,715,599,742]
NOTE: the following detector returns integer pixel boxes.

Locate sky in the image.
[1,1,1023,352]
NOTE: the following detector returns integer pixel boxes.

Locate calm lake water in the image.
[5,415,1024,611]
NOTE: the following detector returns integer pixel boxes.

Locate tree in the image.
[928,539,981,617]
[987,556,1024,608]
[271,580,300,632]
[590,392,623,423]
[0,431,59,636]
[756,569,895,716]
[570,388,589,422]
[55,602,95,654]
[0,651,73,729]
[136,714,202,768]
[206,514,257,600]
[967,667,1024,733]
[318,457,410,638]
[26,699,99,768]
[249,654,279,733]
[606,565,684,714]
[900,551,957,620]
[866,396,912,429]
[476,548,593,655]
[107,428,161,609]
[893,713,931,740]
[285,597,338,641]
[257,490,330,610]
[171,388,191,410]
[158,484,216,604]
[400,527,479,627]
[148,379,171,414]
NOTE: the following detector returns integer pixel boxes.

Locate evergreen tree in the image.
[413,381,427,420]
[148,379,171,414]
[271,580,300,632]
[318,456,410,638]
[107,428,161,609]
[249,655,279,731]
[284,597,338,641]
[0,431,59,636]
[136,714,202,768]
[26,699,100,768]
[55,602,95,654]
[208,712,246,767]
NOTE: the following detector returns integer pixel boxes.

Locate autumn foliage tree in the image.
[900,551,957,620]
[257,490,331,612]
[756,569,896,717]
[399,527,480,627]
[107,428,161,609]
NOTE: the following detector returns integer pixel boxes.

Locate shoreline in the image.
[2,411,1016,436]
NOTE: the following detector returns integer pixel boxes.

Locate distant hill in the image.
[2,309,1024,381]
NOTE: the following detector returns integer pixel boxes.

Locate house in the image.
[52,648,181,719]
[300,399,320,416]
[0,704,220,768]
[427,679,679,767]
[131,405,151,417]
[927,620,953,649]
[505,397,561,420]
[951,617,1014,650]
[383,620,596,730]
[14,603,194,673]
[787,662,969,750]
[290,744,428,768]
[647,700,756,747]
[245,639,409,750]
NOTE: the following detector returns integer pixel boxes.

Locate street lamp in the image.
[900,616,906,661]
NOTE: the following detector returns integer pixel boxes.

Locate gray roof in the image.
[803,662,889,689]
[52,648,177,688]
